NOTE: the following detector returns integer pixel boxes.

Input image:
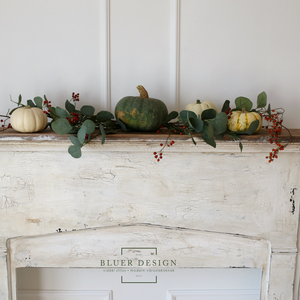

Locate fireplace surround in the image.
[0,129,299,300]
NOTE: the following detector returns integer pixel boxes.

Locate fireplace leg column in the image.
[0,245,8,300]
[269,251,297,300]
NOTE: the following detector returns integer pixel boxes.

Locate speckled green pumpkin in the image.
[115,85,168,132]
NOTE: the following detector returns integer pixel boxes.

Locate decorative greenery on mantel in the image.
[0,87,291,162]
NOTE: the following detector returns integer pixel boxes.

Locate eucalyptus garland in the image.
[0,91,291,162]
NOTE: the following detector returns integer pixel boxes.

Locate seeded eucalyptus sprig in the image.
[162,109,228,146]
[48,93,125,158]
[152,108,228,161]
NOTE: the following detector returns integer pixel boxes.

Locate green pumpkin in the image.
[115,85,168,132]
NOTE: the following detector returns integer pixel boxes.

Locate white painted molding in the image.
[100,0,111,111]
[17,290,112,300]
[0,137,299,153]
[0,246,6,257]
[168,289,260,300]
[170,0,180,111]
[8,224,271,300]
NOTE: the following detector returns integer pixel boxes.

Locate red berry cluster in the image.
[72,92,80,102]
[224,107,233,119]
[43,99,52,114]
[66,112,80,124]
[157,125,185,135]
[261,110,285,163]
[0,118,12,129]
[153,140,175,162]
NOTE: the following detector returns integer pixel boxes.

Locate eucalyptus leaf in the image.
[188,132,197,145]
[164,111,178,123]
[99,124,106,144]
[235,97,253,111]
[235,120,259,135]
[116,118,127,132]
[239,141,243,152]
[77,126,87,144]
[18,94,22,106]
[51,118,73,135]
[69,135,82,147]
[96,111,114,122]
[9,107,21,115]
[267,103,272,116]
[68,145,82,158]
[80,105,95,116]
[81,119,95,134]
[202,122,213,139]
[65,100,75,113]
[201,133,216,148]
[201,109,216,120]
[180,110,197,122]
[68,128,79,134]
[257,91,267,108]
[55,107,70,118]
[27,100,36,107]
[187,114,203,133]
[34,96,43,109]
[206,121,214,138]
[221,100,230,112]
[48,107,60,120]
[214,134,224,140]
[211,112,228,134]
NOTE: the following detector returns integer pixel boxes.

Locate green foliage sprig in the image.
[161,109,228,148]
[47,94,125,158]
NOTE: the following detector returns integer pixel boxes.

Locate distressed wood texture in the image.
[0,129,300,300]
[7,224,270,300]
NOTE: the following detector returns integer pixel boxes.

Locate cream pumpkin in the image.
[10,105,48,133]
[185,100,217,119]
[228,109,262,133]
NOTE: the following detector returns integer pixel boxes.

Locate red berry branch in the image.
[259,107,291,163]
[153,134,175,162]
[0,113,12,131]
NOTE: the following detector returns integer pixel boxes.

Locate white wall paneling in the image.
[170,0,181,111]
[0,0,106,112]
[179,0,300,127]
[110,0,172,110]
[100,0,111,111]
[1,0,300,125]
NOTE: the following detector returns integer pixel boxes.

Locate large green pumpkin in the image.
[115,85,168,132]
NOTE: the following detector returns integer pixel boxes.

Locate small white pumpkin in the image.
[10,105,48,133]
[185,100,218,119]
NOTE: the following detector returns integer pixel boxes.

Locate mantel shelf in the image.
[1,128,300,153]
[1,128,299,142]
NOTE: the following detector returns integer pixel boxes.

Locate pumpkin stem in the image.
[196,99,201,104]
[25,105,31,108]
[242,107,246,113]
[136,85,149,98]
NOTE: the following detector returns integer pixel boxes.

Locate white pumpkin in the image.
[185,100,217,119]
[10,105,48,133]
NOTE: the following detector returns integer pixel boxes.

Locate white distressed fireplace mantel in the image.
[0,129,300,300]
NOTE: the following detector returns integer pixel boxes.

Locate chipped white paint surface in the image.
[0,132,299,300]
[7,225,271,300]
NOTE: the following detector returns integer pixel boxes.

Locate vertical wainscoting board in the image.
[170,0,181,111]
[100,0,111,111]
